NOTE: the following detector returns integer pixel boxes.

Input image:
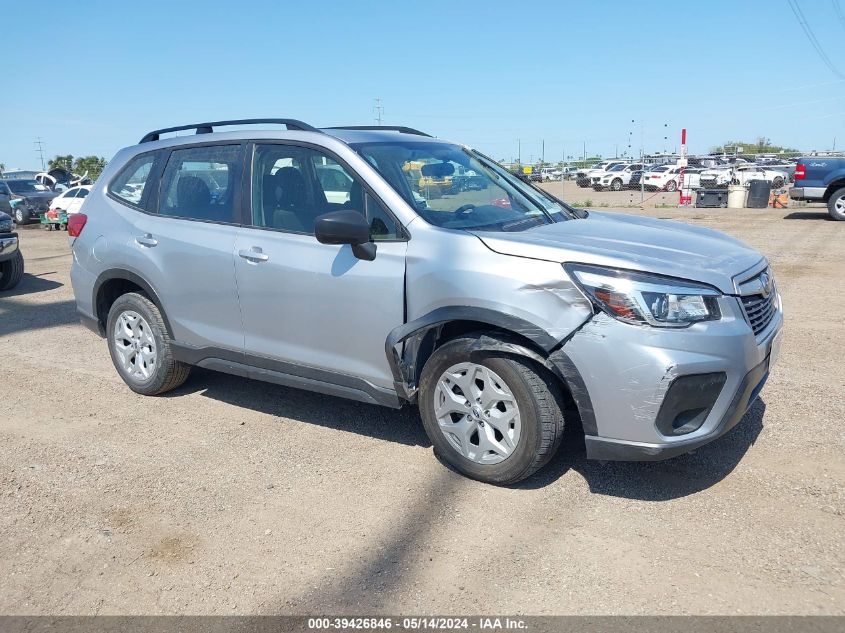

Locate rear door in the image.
[110,143,245,351]
[234,141,407,390]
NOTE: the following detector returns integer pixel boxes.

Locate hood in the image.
[472,211,764,294]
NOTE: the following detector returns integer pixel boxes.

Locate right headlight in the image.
[564,263,722,328]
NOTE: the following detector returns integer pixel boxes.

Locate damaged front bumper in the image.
[560,293,783,461]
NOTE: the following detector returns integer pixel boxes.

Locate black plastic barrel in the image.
[747,180,772,208]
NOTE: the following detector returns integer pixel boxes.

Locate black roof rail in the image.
[139,118,319,143]
[324,125,432,137]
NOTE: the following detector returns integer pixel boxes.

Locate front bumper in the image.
[0,233,19,262]
[561,291,783,461]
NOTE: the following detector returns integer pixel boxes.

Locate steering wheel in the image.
[454,204,476,217]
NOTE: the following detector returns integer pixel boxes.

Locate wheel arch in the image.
[385,307,597,435]
[823,179,845,202]
[92,270,173,338]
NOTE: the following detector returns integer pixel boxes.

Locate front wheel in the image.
[611,178,623,191]
[14,207,27,225]
[0,250,24,290]
[828,187,845,221]
[418,336,565,485]
[106,292,191,395]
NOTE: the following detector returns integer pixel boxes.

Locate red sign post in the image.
[678,128,692,206]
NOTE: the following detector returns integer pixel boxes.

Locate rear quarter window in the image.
[108,152,158,208]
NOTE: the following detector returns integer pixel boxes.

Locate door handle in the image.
[238,248,269,263]
[135,234,158,247]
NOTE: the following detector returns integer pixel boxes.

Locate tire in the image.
[418,335,566,485]
[14,207,27,225]
[0,250,24,291]
[828,187,845,221]
[665,180,677,192]
[106,292,191,395]
[611,178,623,191]
[772,177,784,189]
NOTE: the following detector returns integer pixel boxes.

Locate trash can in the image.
[696,188,728,208]
[728,184,747,209]
[747,179,772,209]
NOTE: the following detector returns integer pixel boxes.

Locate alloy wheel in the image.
[112,310,157,382]
[433,362,521,464]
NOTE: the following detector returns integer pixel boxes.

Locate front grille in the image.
[741,292,776,335]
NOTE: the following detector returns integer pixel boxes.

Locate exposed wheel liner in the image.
[384,307,597,434]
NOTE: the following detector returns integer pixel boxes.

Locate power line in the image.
[834,0,845,32]
[34,138,46,171]
[787,0,843,78]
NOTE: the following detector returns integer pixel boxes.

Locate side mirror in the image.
[314,209,377,261]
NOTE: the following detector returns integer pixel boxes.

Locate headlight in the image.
[0,218,12,232]
[564,263,722,328]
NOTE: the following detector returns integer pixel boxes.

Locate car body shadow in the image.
[0,273,63,298]
[521,399,766,499]
[783,211,830,220]
[168,367,431,447]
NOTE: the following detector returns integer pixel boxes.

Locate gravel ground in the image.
[1,206,843,615]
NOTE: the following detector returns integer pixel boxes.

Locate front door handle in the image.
[238,247,269,263]
[135,234,158,247]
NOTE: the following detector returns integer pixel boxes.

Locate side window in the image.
[251,144,401,240]
[109,153,156,207]
[158,144,242,223]
[76,188,89,199]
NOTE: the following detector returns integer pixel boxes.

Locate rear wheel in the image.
[665,180,677,192]
[828,187,845,221]
[106,292,191,395]
[771,176,784,189]
[418,336,565,485]
[0,250,24,290]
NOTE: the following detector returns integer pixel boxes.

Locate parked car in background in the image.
[789,156,845,221]
[540,167,562,181]
[700,164,788,189]
[593,163,643,191]
[0,210,23,290]
[0,181,13,215]
[643,165,685,191]
[577,160,628,188]
[68,118,783,485]
[4,179,57,225]
[49,185,92,215]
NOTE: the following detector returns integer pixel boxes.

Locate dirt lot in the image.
[1,206,843,616]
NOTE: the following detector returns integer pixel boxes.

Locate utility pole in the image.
[517,139,521,165]
[541,139,545,166]
[373,98,384,126]
[582,141,586,163]
[34,138,46,171]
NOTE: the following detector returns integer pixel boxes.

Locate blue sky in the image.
[2,0,844,169]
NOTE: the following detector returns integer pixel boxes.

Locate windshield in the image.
[8,180,50,193]
[350,141,576,231]
[608,164,625,172]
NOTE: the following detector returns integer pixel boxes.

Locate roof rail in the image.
[324,125,432,137]
[139,118,319,143]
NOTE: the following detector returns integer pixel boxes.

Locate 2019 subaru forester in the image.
[69,119,783,484]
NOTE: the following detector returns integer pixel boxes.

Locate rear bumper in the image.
[789,186,825,201]
[0,234,19,262]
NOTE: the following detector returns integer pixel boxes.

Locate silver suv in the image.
[69,119,783,484]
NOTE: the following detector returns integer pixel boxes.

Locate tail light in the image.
[794,163,805,180]
[67,213,87,237]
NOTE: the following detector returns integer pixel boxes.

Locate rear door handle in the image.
[135,234,158,247]
[238,247,269,263]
